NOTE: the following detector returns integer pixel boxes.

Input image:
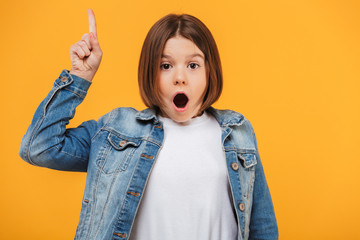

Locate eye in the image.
[160,63,172,70]
[188,63,199,69]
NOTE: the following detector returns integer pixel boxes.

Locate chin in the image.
[160,105,199,123]
[171,116,190,123]
[168,112,193,123]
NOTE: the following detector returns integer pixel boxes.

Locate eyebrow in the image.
[161,53,204,60]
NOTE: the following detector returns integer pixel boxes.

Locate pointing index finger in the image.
[88,9,97,37]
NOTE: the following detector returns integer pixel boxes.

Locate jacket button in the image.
[119,140,127,147]
[239,203,245,211]
[231,162,239,171]
[113,232,127,238]
[60,76,68,82]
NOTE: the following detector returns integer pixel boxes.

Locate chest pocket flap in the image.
[107,132,141,150]
[237,152,257,168]
[96,132,142,174]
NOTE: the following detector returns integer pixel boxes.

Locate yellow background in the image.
[1,0,359,239]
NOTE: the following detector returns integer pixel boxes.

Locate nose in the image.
[173,67,187,85]
[174,79,186,85]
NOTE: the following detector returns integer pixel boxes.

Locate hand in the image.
[69,9,103,82]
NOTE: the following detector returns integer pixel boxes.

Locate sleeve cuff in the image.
[54,69,92,98]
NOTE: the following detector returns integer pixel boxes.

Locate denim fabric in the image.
[19,69,278,240]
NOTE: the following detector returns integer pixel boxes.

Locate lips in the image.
[172,92,189,111]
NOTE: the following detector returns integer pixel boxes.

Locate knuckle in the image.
[75,47,84,56]
[70,45,77,52]
[72,43,81,51]
[81,40,90,50]
[79,41,87,48]
[81,33,89,39]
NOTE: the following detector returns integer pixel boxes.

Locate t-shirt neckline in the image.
[158,111,211,127]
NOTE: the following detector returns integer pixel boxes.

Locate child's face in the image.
[157,36,207,123]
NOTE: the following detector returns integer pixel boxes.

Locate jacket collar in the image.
[135,108,159,123]
[135,107,245,127]
[207,107,245,127]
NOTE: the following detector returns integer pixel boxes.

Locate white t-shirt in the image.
[129,112,238,240]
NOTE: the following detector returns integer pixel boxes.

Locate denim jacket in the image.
[19,70,278,240]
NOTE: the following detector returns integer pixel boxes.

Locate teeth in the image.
[173,93,188,108]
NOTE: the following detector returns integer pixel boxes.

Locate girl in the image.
[20,9,278,240]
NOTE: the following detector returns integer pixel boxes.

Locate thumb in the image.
[89,32,102,55]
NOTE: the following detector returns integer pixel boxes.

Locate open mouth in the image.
[173,93,189,109]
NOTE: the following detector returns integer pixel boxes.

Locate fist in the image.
[69,9,102,82]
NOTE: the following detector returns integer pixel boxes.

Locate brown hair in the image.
[138,13,222,113]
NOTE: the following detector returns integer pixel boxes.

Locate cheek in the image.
[157,75,167,96]
[158,71,171,86]
[158,83,172,104]
[158,82,168,97]
[198,70,208,95]
[192,80,208,102]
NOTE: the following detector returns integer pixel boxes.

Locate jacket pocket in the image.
[96,132,141,174]
[237,152,257,169]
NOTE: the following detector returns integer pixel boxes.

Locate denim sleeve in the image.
[248,122,279,240]
[19,69,102,172]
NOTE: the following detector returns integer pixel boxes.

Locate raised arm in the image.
[19,9,105,172]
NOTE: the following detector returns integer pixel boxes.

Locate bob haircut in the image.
[138,13,223,114]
